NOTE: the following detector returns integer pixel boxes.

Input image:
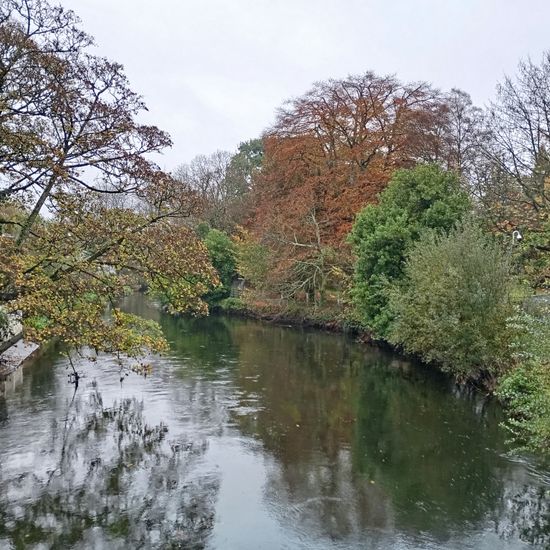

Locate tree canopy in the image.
[0,0,217,362]
[349,164,471,336]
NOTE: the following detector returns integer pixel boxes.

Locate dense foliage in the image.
[201,227,237,304]
[233,229,269,290]
[388,222,513,381]
[348,165,470,337]
[498,307,550,452]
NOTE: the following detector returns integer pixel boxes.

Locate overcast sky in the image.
[64,0,550,171]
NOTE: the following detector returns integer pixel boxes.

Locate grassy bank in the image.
[217,294,362,334]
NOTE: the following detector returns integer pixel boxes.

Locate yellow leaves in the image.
[107,310,169,356]
[1,190,218,362]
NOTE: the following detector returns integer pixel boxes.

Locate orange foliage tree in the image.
[248,73,453,303]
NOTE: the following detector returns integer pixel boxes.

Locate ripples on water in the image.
[0,295,548,549]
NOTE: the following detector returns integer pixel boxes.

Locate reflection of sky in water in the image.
[0,295,548,549]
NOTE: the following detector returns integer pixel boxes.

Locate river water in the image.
[0,295,548,549]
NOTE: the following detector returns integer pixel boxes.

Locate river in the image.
[0,295,548,549]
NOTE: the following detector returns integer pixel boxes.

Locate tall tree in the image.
[248,73,452,301]
[0,0,93,196]
[175,139,263,231]
[441,89,486,180]
[222,138,263,227]
[174,151,232,230]
[478,53,550,289]
[253,73,448,244]
[0,0,173,246]
[483,53,550,210]
[349,165,471,337]
[0,0,218,363]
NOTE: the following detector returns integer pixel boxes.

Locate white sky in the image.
[64,0,550,171]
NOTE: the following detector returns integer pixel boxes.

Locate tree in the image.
[246,73,461,303]
[349,165,470,337]
[441,89,486,181]
[0,0,93,199]
[476,54,550,290]
[0,0,217,365]
[175,140,263,232]
[2,188,217,360]
[388,222,513,382]
[483,53,550,210]
[222,138,264,227]
[268,209,347,307]
[0,1,173,246]
[224,138,263,197]
[174,151,232,230]
[252,73,449,246]
[201,226,237,304]
[233,228,269,290]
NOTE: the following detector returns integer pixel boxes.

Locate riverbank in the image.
[217,297,356,333]
[217,296,434,365]
[0,339,40,395]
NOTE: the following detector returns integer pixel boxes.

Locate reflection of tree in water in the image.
[353,361,550,547]
[160,314,239,378]
[350,360,517,546]
[263,447,395,541]
[230,324,397,539]
[230,323,363,459]
[225,321,550,546]
[0,390,219,549]
[497,483,550,547]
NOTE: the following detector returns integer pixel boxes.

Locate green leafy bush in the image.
[25,315,50,331]
[388,222,513,381]
[498,308,550,452]
[219,297,247,312]
[203,228,237,304]
[349,165,470,337]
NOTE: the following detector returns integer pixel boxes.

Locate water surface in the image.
[0,295,548,549]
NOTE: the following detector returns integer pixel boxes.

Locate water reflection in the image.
[500,484,550,546]
[174,314,550,548]
[0,398,7,425]
[0,386,219,549]
[0,299,548,549]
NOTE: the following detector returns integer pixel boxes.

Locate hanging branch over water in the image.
[0,0,219,360]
